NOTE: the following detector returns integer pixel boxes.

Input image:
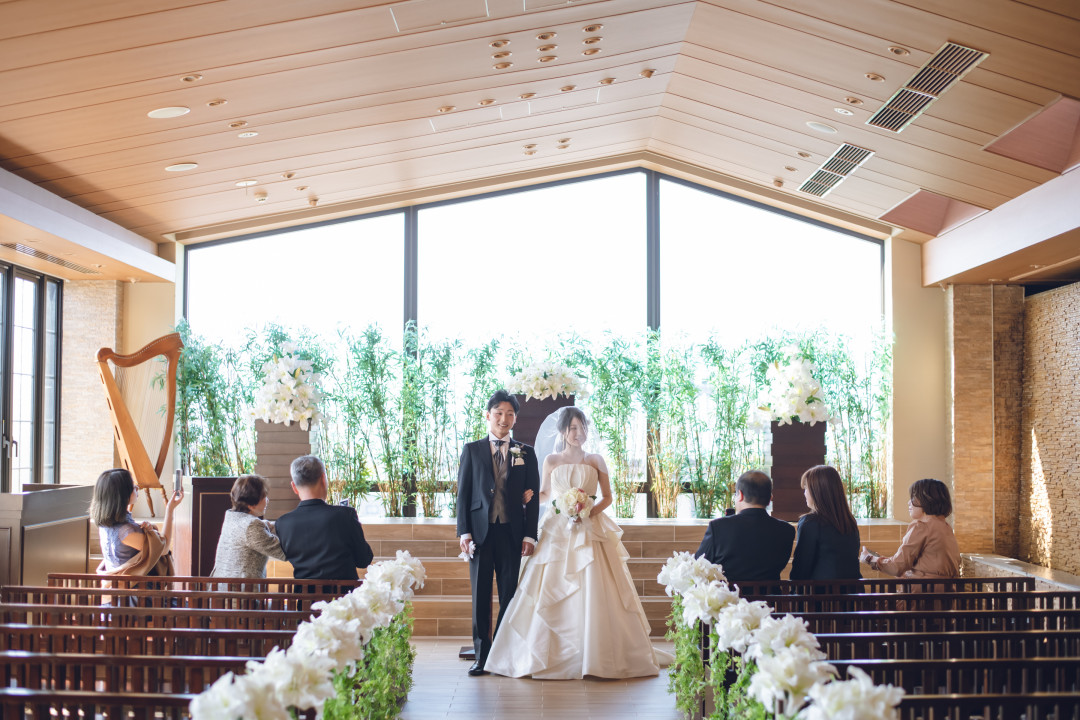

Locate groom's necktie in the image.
[490,440,508,523]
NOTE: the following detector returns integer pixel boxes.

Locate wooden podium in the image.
[172,476,236,576]
[0,484,93,585]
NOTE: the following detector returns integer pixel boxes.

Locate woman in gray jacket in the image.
[210,474,286,578]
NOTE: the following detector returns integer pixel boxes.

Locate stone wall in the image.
[1020,282,1080,573]
[60,280,122,486]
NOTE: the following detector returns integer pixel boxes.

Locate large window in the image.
[0,265,62,491]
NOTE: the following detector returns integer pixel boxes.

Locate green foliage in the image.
[322,605,417,720]
[407,325,461,517]
[666,597,707,718]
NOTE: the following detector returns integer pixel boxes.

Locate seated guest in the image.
[91,467,183,577]
[275,455,374,580]
[860,478,960,579]
[790,465,861,581]
[695,470,795,581]
[210,474,286,579]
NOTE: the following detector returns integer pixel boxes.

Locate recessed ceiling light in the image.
[583,49,601,56]
[165,162,198,172]
[207,99,227,107]
[519,92,536,100]
[844,96,864,106]
[888,46,910,56]
[538,44,557,52]
[557,143,570,149]
[584,36,602,44]
[797,151,812,158]
[438,105,456,113]
[478,99,495,106]
[147,106,190,119]
[254,191,268,203]
[229,120,248,129]
[494,62,513,70]
[806,121,838,133]
[583,24,603,32]
[524,150,537,156]
[238,131,258,138]
[539,55,557,63]
[640,69,655,78]
[558,137,570,143]
[282,172,295,180]
[537,31,556,41]
[492,51,511,60]
[181,73,203,82]
[560,85,576,92]
[90,263,104,269]
[235,179,257,187]
[523,144,537,149]
[784,166,797,172]
[599,77,615,85]
[295,185,309,191]
[865,73,885,82]
[490,39,510,48]
[834,107,854,116]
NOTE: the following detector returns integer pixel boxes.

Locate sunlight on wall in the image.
[1028,427,1053,562]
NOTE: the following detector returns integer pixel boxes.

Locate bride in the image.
[484,406,668,679]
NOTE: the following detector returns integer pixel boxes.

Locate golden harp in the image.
[96,333,184,516]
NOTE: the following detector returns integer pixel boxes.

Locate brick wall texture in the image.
[993,285,1024,558]
[1020,282,1080,573]
[60,280,122,486]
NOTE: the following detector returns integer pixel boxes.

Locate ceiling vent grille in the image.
[866,42,988,133]
[798,143,874,197]
[0,243,101,275]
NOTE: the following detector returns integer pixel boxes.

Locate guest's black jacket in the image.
[789,513,862,581]
[275,499,374,580]
[694,507,796,582]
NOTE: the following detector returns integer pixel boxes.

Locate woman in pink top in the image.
[860,478,961,579]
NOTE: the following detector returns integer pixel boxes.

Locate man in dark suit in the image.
[276,455,374,580]
[456,390,540,676]
[695,470,795,582]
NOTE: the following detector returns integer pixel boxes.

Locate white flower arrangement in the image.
[554,487,593,525]
[506,362,586,400]
[744,614,826,664]
[760,353,831,426]
[798,666,905,720]
[190,551,426,719]
[748,646,838,717]
[680,580,740,626]
[711,598,774,654]
[656,551,727,597]
[252,342,324,431]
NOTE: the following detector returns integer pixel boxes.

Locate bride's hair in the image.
[555,406,589,452]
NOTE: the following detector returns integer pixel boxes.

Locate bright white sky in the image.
[186,172,882,351]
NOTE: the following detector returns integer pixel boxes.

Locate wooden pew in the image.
[831,657,1080,695]
[0,623,293,657]
[790,608,1080,634]
[47,572,361,594]
[814,629,1080,660]
[897,692,1080,719]
[0,602,311,631]
[1,585,345,611]
[0,687,195,720]
[0,649,249,694]
[735,577,1036,595]
[754,590,1080,613]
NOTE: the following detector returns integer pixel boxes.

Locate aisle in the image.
[400,638,682,719]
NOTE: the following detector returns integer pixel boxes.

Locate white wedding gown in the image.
[484,463,668,679]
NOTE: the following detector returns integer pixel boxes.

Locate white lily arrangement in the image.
[660,552,904,719]
[252,342,324,431]
[506,362,586,400]
[759,353,831,427]
[190,551,426,719]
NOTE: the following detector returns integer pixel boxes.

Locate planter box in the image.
[769,420,826,522]
[254,419,311,520]
[511,394,575,448]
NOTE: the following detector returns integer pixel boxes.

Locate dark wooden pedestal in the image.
[173,476,236,576]
[511,394,575,447]
[769,421,826,522]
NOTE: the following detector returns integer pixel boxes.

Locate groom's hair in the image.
[290,455,326,487]
[486,389,519,413]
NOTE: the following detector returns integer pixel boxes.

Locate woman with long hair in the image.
[789,465,861,580]
[90,467,183,576]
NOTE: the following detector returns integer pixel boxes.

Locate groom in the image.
[457,389,540,676]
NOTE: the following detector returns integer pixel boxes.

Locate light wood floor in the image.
[400,638,682,719]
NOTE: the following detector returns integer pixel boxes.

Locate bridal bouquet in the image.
[252,343,324,431]
[554,487,593,525]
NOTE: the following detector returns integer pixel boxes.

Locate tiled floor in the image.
[400,638,683,719]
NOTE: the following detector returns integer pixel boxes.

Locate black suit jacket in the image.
[275,499,374,580]
[694,507,796,582]
[789,513,862,581]
[455,437,540,547]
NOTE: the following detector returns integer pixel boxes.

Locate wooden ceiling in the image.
[1,0,1078,285]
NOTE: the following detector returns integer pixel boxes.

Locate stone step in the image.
[358,519,711,546]
[408,596,674,638]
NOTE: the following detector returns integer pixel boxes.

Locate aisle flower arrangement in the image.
[252,342,325,430]
[506,361,586,400]
[758,354,831,427]
[660,552,904,719]
[190,551,426,720]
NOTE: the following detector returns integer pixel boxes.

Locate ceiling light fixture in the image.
[538,44,557,52]
[254,191,268,203]
[583,24,603,32]
[295,185,309,191]
[784,166,797,172]
[238,131,258,138]
[490,39,509,48]
[537,31,556,40]
[181,74,203,82]
[844,97,864,106]
[492,51,511,60]
[478,99,495,106]
[519,92,536,100]
[797,151,812,158]
[834,107,855,116]
[560,85,576,92]
[524,150,537,155]
[640,69,655,78]
[90,263,104,269]
[806,121,838,133]
[207,99,227,107]
[583,49,601,56]
[865,73,886,82]
[235,179,257,187]
[599,77,615,85]
[494,62,512,70]
[557,143,570,149]
[229,120,248,128]
[147,106,190,119]
[438,105,455,113]
[282,172,295,179]
[538,56,557,63]
[888,46,910,56]
[523,144,537,149]
[165,162,198,172]
[584,36,602,44]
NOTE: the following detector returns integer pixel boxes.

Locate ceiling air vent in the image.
[866,42,988,133]
[0,243,102,275]
[797,143,874,197]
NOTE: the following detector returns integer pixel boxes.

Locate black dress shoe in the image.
[468,661,488,676]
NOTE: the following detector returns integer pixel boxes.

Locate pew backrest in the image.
[0,623,292,657]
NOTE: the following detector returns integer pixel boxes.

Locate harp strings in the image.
[111,354,169,472]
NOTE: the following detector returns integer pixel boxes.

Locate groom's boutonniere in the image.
[510,445,525,466]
